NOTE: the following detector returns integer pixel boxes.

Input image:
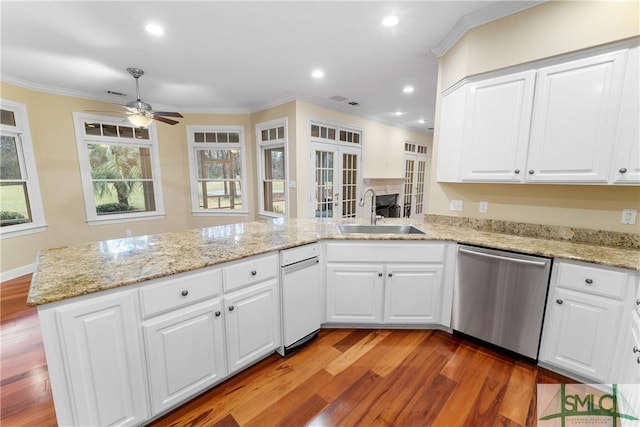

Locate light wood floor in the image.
[1,274,574,426]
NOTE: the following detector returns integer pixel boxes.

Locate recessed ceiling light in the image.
[393,111,405,116]
[145,23,164,36]
[382,16,399,27]
[311,69,324,79]
[418,119,426,124]
[403,86,414,93]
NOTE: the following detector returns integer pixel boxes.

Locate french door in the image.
[311,143,361,219]
[402,153,428,218]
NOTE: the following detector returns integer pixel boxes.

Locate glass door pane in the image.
[414,159,426,216]
[403,158,415,217]
[314,150,334,218]
[341,152,358,218]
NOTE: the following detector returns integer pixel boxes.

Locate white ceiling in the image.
[1,1,540,133]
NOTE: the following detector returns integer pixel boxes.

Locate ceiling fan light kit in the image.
[117,67,183,128]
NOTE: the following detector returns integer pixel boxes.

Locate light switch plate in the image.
[479,201,488,213]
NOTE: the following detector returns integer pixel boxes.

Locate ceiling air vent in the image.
[348,101,359,106]
[106,90,127,96]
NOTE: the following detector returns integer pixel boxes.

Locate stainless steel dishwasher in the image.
[453,244,552,360]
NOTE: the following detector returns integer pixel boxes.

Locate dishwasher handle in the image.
[282,257,319,274]
[458,247,548,267]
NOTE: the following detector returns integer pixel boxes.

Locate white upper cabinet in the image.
[436,44,638,185]
[460,71,535,182]
[527,50,627,183]
[610,47,640,184]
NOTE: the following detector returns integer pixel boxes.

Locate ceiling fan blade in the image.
[153,116,180,125]
[153,111,184,118]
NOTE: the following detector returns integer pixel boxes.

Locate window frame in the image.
[0,99,47,238]
[186,125,249,216]
[73,113,165,225]
[256,118,288,218]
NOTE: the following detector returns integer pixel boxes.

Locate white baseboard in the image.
[0,264,34,282]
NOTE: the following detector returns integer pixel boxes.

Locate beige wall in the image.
[429,0,640,233]
[294,101,431,217]
[0,83,258,274]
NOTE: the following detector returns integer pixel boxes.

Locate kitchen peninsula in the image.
[27,217,639,427]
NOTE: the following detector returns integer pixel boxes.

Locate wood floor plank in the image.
[324,329,391,376]
[499,361,538,425]
[306,369,383,426]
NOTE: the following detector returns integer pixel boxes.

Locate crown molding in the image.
[431,1,546,58]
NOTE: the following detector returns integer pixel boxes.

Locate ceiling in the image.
[1,1,540,134]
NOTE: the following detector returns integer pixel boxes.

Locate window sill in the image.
[258,212,285,220]
[0,224,48,239]
[87,212,166,226]
[191,210,250,217]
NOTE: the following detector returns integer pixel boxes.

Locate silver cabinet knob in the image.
[251,270,257,276]
[556,299,563,305]
[637,356,640,365]
[378,272,383,277]
[228,305,235,311]
[215,311,221,317]
[620,168,628,174]
[528,170,535,175]
[636,299,640,306]
[514,169,520,174]
[585,278,593,285]
[633,346,640,354]
[181,290,189,297]
[388,273,393,277]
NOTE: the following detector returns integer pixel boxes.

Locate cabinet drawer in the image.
[223,253,278,292]
[555,261,626,299]
[140,268,222,318]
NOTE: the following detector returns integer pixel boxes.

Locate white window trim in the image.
[186,125,249,216]
[309,119,364,149]
[256,117,288,219]
[72,113,165,225]
[0,99,47,239]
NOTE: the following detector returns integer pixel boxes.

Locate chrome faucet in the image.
[359,187,378,225]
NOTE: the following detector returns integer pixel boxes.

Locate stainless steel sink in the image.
[338,224,426,235]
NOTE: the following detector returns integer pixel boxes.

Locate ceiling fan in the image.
[90,67,183,127]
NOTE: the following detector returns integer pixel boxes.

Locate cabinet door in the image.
[540,288,623,382]
[384,264,443,324]
[436,85,468,182]
[55,291,149,426]
[143,300,226,415]
[225,279,280,374]
[527,50,627,182]
[325,263,384,323]
[610,47,640,184]
[460,71,535,182]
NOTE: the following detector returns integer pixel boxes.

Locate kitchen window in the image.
[256,119,287,217]
[0,99,46,238]
[187,126,248,215]
[73,113,165,224]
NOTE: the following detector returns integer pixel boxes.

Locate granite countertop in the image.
[27,217,640,307]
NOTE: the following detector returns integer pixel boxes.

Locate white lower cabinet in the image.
[539,260,636,383]
[143,299,226,415]
[38,289,149,427]
[326,263,384,323]
[224,279,280,374]
[385,264,443,324]
[324,241,454,327]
